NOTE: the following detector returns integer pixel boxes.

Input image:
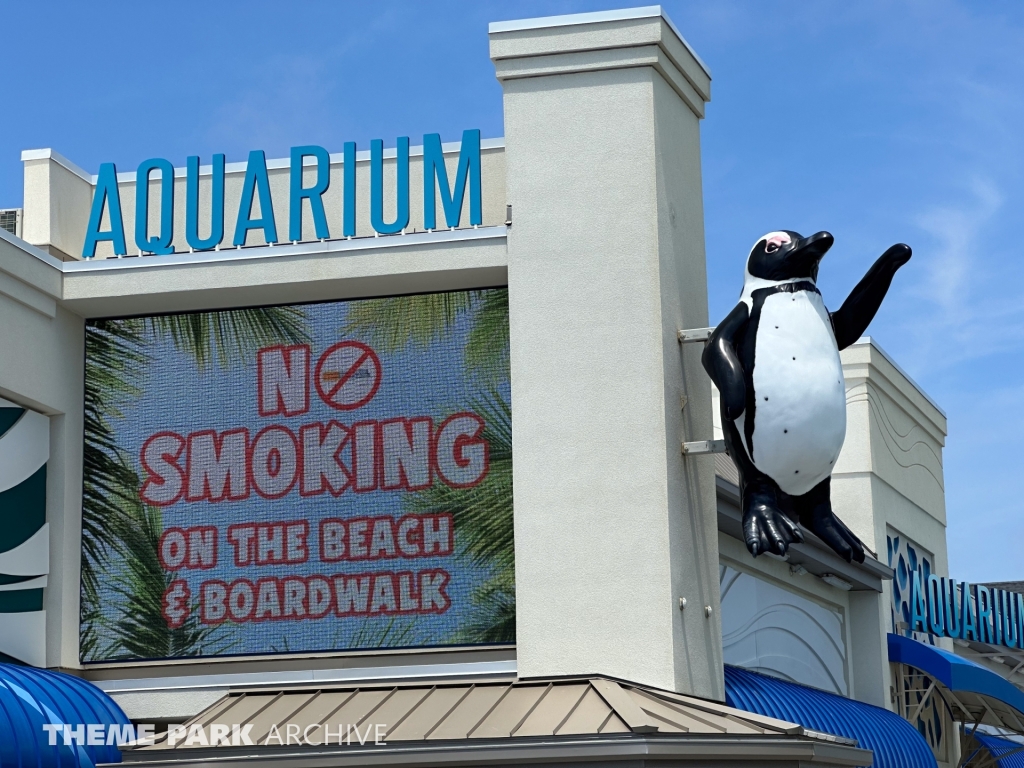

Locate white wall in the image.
[837,340,951,703]
[836,339,947,566]
[0,230,83,669]
[720,562,849,695]
[494,10,722,699]
[21,150,94,262]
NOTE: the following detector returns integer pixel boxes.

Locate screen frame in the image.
[79,285,515,665]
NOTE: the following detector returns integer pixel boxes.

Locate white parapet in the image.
[492,7,722,699]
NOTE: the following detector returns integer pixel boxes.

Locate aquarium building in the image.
[0,6,1022,768]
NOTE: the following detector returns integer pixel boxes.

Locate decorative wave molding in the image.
[0,406,49,492]
[720,565,848,696]
[846,382,944,492]
[0,397,49,667]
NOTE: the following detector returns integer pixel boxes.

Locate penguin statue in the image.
[702,231,911,563]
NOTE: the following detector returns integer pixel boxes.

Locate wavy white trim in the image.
[0,408,48,493]
[720,565,848,695]
[0,609,45,667]
[0,524,49,577]
[0,575,46,591]
[846,387,944,490]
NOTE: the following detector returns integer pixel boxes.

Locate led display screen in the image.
[81,288,513,662]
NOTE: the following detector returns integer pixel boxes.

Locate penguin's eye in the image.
[763,234,791,254]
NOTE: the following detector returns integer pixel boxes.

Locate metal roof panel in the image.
[469,685,544,738]
[426,685,506,740]
[514,683,586,736]
[387,686,469,741]
[557,686,619,735]
[131,674,873,759]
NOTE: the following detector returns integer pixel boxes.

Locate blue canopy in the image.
[888,633,1024,731]
[724,664,936,768]
[0,662,130,768]
[967,733,1024,767]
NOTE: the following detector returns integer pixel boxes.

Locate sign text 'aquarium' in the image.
[82,130,483,258]
[907,573,1024,650]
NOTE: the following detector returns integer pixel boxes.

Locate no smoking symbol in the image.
[314,341,382,410]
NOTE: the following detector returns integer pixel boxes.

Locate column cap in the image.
[21,148,92,184]
[489,6,711,118]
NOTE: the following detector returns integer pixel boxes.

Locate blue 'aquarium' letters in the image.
[906,576,1024,651]
[81,130,484,258]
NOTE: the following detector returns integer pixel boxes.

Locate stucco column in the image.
[835,340,949,708]
[491,8,722,699]
[21,150,94,262]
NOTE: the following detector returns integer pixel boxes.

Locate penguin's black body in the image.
[702,231,912,563]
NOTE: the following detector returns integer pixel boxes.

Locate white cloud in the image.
[912,178,1001,321]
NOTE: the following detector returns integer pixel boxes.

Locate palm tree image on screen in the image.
[81,289,512,661]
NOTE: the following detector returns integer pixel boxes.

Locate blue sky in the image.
[1,1,1021,581]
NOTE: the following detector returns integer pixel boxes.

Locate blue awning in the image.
[724,664,936,768]
[0,662,130,768]
[965,733,1024,767]
[888,633,1024,732]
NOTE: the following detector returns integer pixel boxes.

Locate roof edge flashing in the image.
[0,224,64,271]
[488,6,710,79]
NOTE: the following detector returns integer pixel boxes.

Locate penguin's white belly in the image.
[743,290,846,496]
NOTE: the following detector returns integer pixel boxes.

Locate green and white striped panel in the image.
[0,397,48,666]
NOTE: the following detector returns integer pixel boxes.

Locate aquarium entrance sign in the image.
[907,574,1024,650]
[82,129,483,258]
[81,288,512,663]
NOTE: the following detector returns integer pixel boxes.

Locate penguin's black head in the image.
[746,230,834,283]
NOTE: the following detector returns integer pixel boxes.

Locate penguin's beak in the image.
[787,231,833,273]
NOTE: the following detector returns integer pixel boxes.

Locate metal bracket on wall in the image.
[677,327,714,343]
[677,327,724,456]
[681,440,726,455]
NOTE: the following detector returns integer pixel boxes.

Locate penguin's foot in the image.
[810,507,866,564]
[742,501,803,558]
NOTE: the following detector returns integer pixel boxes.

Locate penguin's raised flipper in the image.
[830,244,912,350]
[702,302,749,419]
